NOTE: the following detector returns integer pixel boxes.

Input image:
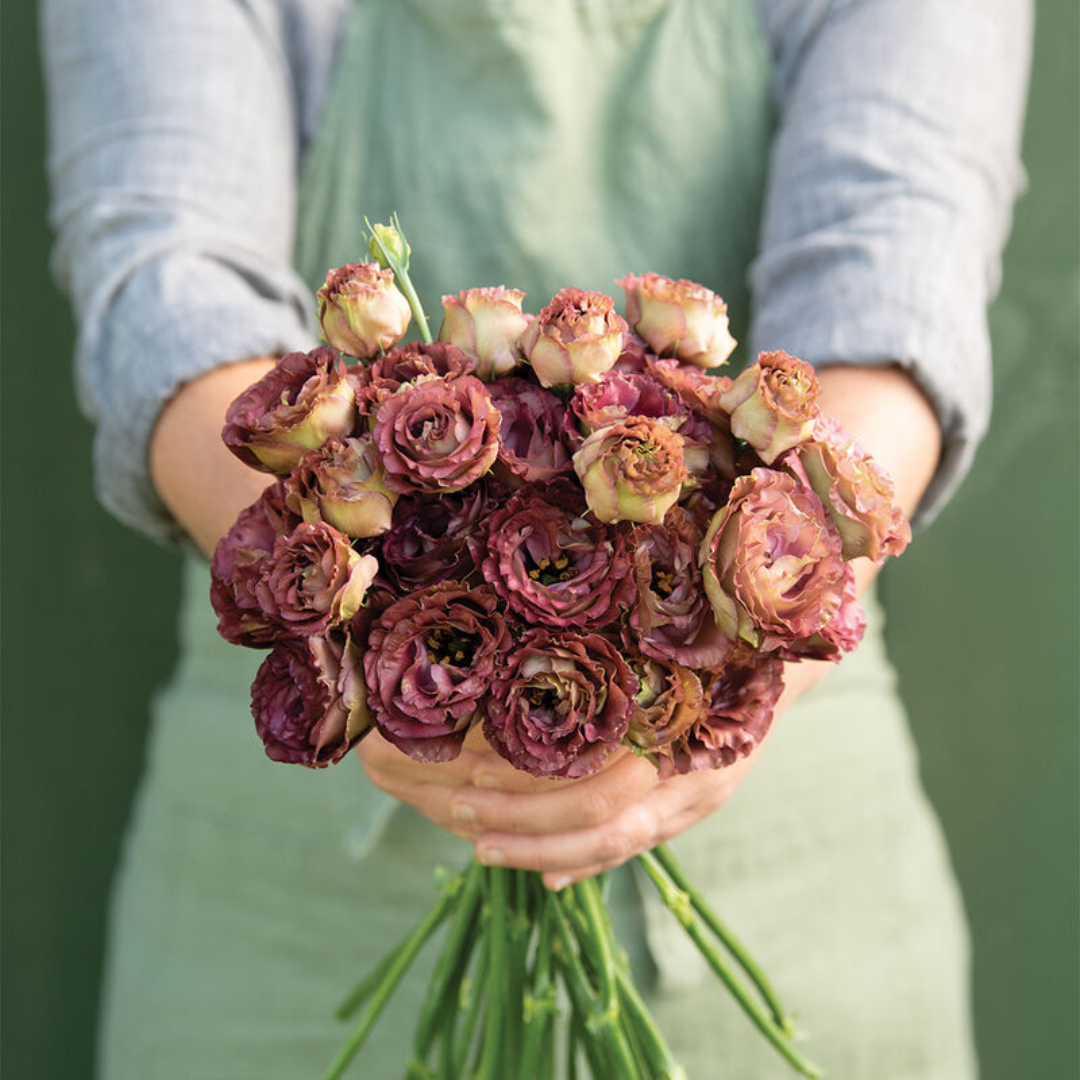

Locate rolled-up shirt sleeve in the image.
[41,0,323,543]
[752,0,1032,525]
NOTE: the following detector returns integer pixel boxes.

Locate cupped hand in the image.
[357,660,825,891]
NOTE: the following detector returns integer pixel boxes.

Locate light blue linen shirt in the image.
[40,0,1032,543]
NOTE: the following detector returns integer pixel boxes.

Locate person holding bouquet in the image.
[41,1,1031,1076]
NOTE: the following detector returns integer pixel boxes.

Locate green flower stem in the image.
[412,861,484,1062]
[335,936,410,1021]
[575,879,618,1015]
[447,937,489,1080]
[637,852,823,1080]
[505,871,532,1069]
[550,892,641,1080]
[614,965,688,1080]
[364,215,432,344]
[321,881,460,1080]
[653,843,794,1034]
[474,868,509,1078]
[518,899,557,1080]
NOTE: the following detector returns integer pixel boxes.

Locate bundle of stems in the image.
[321,843,822,1080]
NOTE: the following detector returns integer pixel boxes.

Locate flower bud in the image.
[367,223,410,269]
[519,287,627,387]
[317,262,411,359]
[618,272,736,368]
[717,351,820,464]
[438,286,529,380]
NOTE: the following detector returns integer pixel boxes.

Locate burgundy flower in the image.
[379,484,497,592]
[254,521,378,637]
[251,631,370,768]
[519,287,627,387]
[473,483,635,630]
[372,374,501,495]
[222,348,357,473]
[484,629,637,778]
[701,468,845,649]
[210,482,301,647]
[284,435,396,538]
[487,377,575,484]
[363,583,509,763]
[625,510,732,669]
[660,652,783,777]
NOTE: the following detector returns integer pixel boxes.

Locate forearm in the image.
[149,358,278,557]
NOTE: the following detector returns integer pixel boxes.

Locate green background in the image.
[2,3,1077,1077]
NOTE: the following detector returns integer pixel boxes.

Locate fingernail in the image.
[478,846,505,866]
[451,802,476,825]
[550,875,573,892]
[474,774,501,790]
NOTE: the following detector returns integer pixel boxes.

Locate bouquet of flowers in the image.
[210,218,910,1079]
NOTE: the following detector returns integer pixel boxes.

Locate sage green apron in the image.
[98,2,977,1077]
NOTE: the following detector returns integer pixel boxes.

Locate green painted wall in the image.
[2,3,1076,1077]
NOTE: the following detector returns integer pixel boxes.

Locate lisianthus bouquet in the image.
[210,217,910,1079]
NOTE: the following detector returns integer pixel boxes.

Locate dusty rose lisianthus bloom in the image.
[700,468,845,648]
[718,351,820,465]
[373,374,501,494]
[285,436,396,539]
[222,347,356,474]
[798,418,911,563]
[618,272,736,368]
[363,583,509,763]
[573,415,689,525]
[484,629,637,778]
[438,286,530,381]
[211,482,302,647]
[251,631,370,768]
[473,483,635,630]
[519,287,627,387]
[317,261,411,359]
[488,377,575,483]
[254,521,378,637]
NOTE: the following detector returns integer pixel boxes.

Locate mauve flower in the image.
[284,436,396,539]
[316,262,411,359]
[372,374,501,494]
[255,521,378,637]
[569,370,711,442]
[618,272,736,368]
[798,419,911,563]
[363,583,509,763]
[473,483,635,630]
[488,377,575,484]
[358,342,477,413]
[626,657,705,758]
[379,485,496,592]
[484,629,637,778]
[700,468,845,648]
[779,562,866,662]
[210,482,301,647]
[718,351,820,465]
[625,510,732,669]
[251,631,370,768]
[519,287,627,387]
[660,652,783,777]
[222,348,357,474]
[612,334,652,374]
[573,416,688,525]
[438,286,530,381]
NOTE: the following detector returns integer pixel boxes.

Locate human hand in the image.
[358,658,828,891]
